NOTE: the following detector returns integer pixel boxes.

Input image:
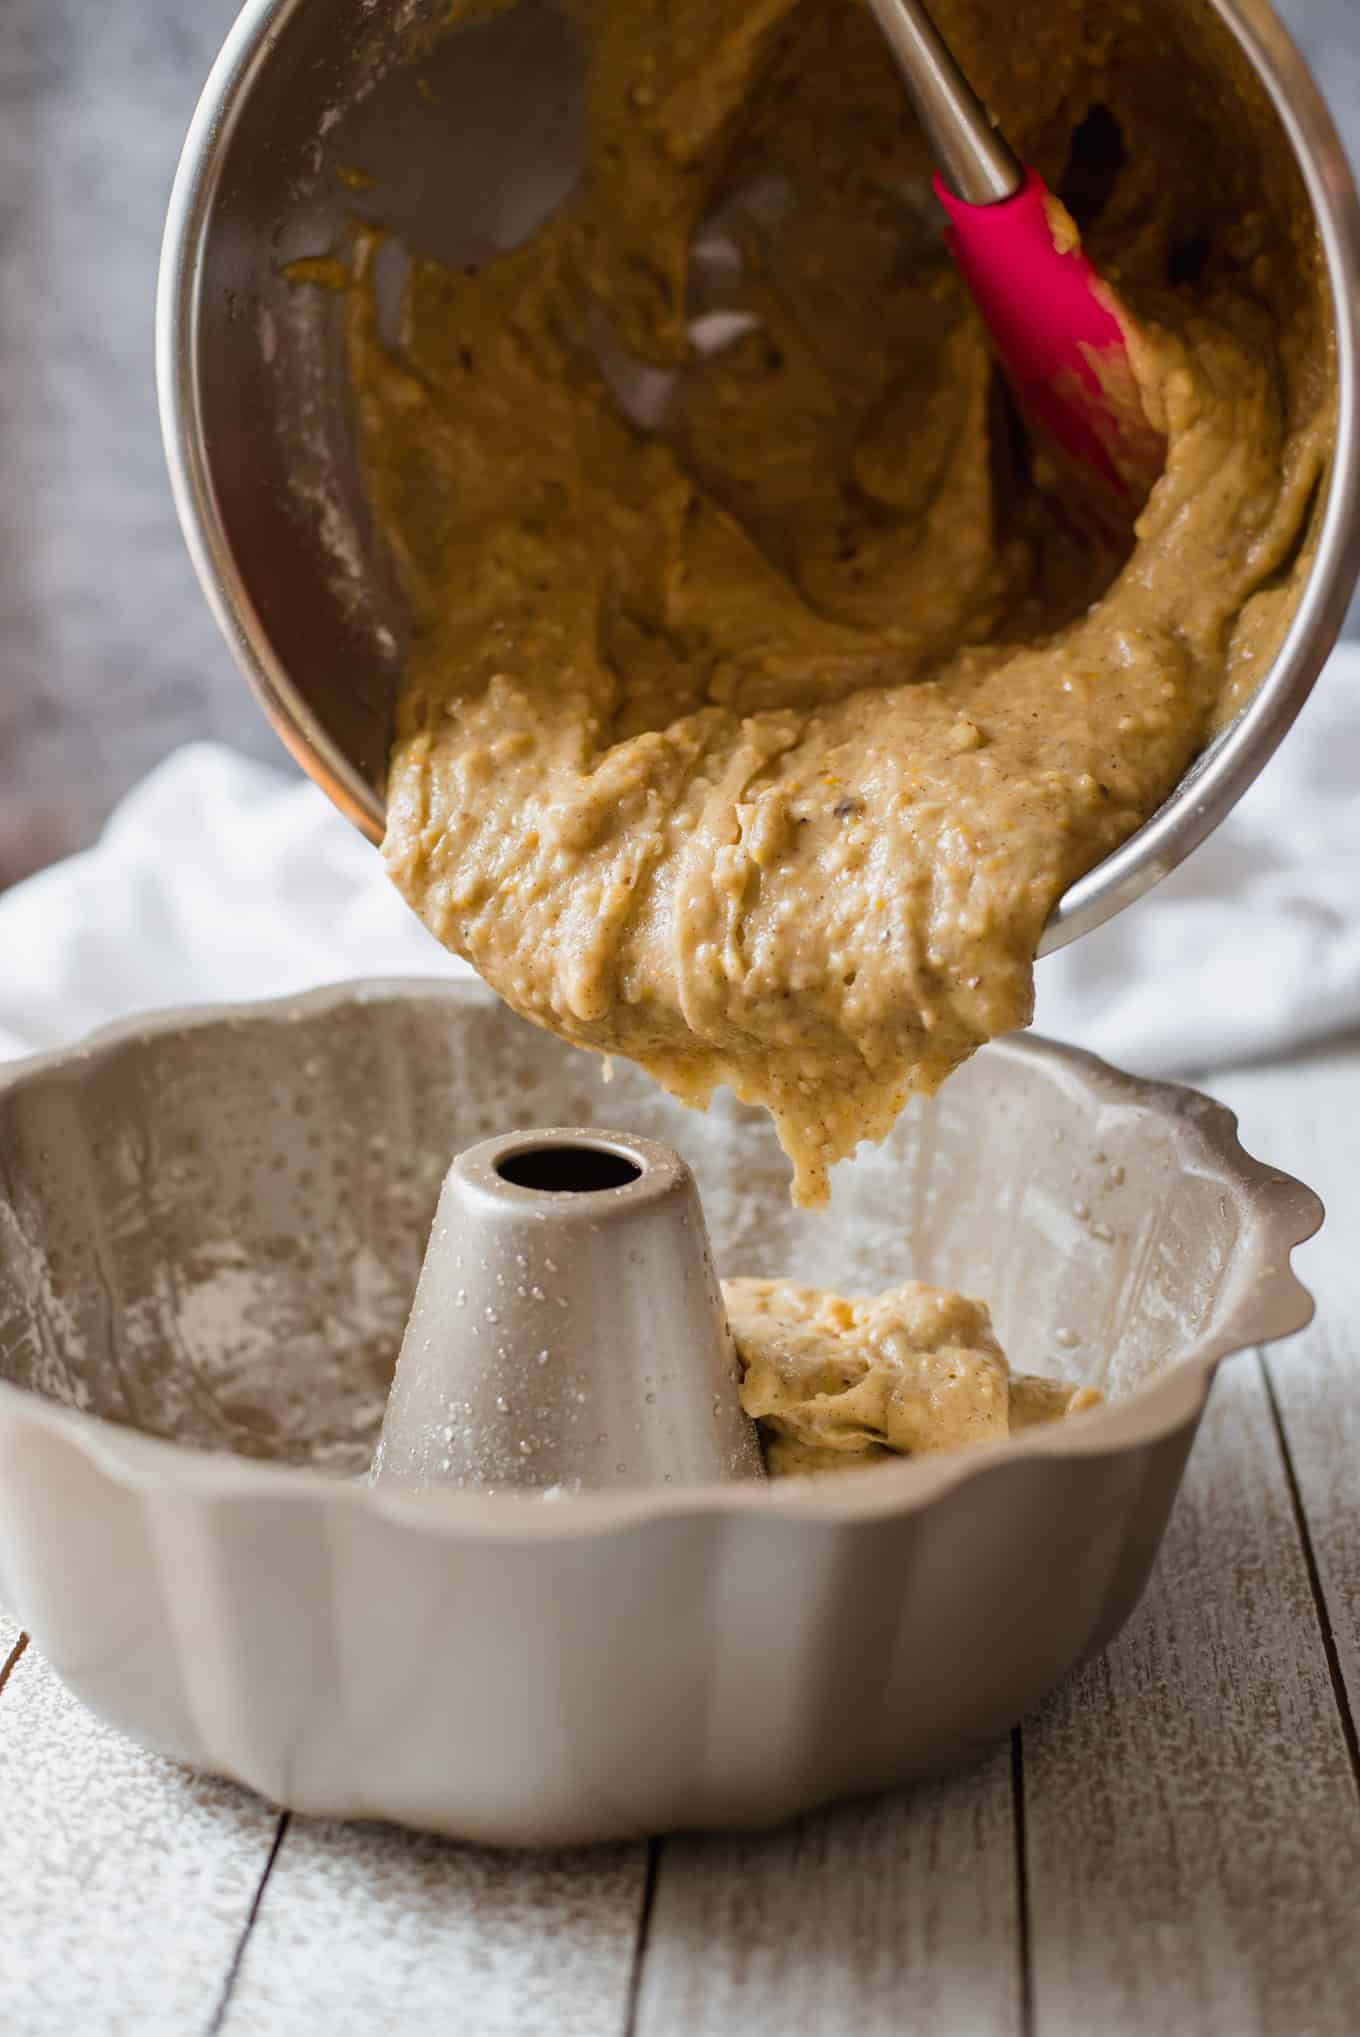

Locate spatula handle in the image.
[865,0,1022,206]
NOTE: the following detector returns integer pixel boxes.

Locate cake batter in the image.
[725,1275,1099,1475]
[350,0,1330,1203]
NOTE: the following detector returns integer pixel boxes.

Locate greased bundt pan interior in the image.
[0,982,1321,1844]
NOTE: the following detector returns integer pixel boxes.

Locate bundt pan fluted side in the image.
[0,982,1322,1845]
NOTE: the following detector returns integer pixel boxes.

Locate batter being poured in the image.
[356,0,1332,1203]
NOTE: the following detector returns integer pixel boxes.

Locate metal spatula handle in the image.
[865,0,1022,205]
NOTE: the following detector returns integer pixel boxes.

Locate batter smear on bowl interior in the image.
[356,0,1331,1204]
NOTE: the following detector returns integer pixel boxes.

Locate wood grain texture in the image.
[0,1623,278,2037]
[633,1744,1020,2037]
[1022,1352,1360,2037]
[220,1817,647,2037]
[1211,1038,1360,1735]
[0,1612,26,1693]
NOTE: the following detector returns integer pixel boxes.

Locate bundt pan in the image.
[0,981,1321,1846]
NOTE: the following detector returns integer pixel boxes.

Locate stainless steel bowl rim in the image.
[0,979,1322,1539]
[156,0,1360,951]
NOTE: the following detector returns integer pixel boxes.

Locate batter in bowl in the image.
[350,0,1332,1203]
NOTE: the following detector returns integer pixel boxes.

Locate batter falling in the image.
[350,0,1332,1204]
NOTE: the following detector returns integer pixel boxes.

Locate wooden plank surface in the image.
[220,1818,647,2037]
[1211,1038,1360,1732]
[633,1744,1021,2037]
[0,1611,281,2037]
[1021,1350,1360,2037]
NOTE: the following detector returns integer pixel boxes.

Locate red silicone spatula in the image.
[867,0,1166,512]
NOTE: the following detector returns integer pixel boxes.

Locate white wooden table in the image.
[3,1038,1359,2037]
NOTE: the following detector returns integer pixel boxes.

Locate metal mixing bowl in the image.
[0,983,1321,1843]
[157,0,1360,951]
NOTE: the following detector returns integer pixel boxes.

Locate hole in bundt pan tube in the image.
[495,1144,642,1194]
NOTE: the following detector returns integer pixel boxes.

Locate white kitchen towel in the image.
[0,644,1357,1074]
